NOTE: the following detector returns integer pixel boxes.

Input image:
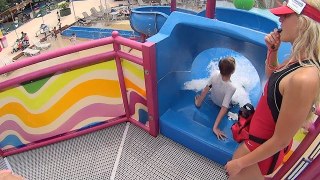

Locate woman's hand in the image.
[265,28,281,51]
[225,159,243,177]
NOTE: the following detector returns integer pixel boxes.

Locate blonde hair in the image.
[290,0,320,122]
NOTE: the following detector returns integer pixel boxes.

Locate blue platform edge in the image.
[148,11,291,165]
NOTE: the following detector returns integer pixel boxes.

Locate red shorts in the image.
[244,139,292,175]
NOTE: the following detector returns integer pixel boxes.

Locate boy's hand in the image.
[195,95,201,107]
[213,127,227,140]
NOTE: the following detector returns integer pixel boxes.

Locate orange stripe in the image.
[283,150,293,162]
[124,78,146,97]
[0,79,121,127]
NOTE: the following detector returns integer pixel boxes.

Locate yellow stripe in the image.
[0,79,121,127]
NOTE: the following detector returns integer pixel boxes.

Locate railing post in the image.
[0,149,4,157]
[272,118,320,179]
[206,0,216,19]
[296,154,320,179]
[171,0,176,12]
[142,42,159,137]
[112,31,131,120]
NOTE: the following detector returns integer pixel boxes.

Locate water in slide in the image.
[147,11,291,165]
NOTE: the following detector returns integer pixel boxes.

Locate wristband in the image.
[265,59,277,70]
[266,50,278,70]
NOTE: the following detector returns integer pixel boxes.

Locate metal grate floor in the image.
[0,157,7,171]
[5,123,227,180]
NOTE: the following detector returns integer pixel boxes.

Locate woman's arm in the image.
[265,50,279,77]
[264,29,281,77]
[225,70,319,176]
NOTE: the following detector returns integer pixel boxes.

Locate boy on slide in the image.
[195,57,236,140]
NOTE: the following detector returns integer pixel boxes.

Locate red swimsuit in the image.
[244,61,306,175]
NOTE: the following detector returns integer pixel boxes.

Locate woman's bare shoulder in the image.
[289,66,319,90]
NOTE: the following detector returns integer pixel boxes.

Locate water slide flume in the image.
[130,5,280,38]
[130,6,197,37]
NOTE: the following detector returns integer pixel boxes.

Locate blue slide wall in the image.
[198,7,279,33]
[130,6,197,36]
[130,6,279,36]
[148,11,291,165]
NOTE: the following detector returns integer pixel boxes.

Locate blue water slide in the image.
[130,6,197,36]
[147,12,291,165]
[130,6,279,36]
[198,7,280,33]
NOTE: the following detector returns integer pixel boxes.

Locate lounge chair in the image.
[99,5,106,14]
[197,0,206,8]
[34,41,51,50]
[82,12,97,21]
[90,7,105,19]
[35,24,51,37]
[137,0,148,6]
[0,58,13,67]
[128,0,138,6]
[109,10,120,21]
[105,4,112,13]
[118,7,130,20]
[22,48,40,56]
[77,17,91,26]
[99,5,112,21]
[161,0,169,5]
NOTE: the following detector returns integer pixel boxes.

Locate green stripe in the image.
[293,131,306,142]
[21,75,53,94]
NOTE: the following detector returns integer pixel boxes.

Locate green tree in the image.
[0,0,9,12]
[0,0,25,12]
[7,0,23,8]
